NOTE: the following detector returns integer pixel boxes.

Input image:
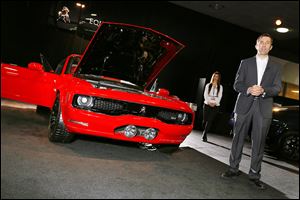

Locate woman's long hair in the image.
[208,71,221,96]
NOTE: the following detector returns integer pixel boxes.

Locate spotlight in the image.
[275,19,282,26]
[143,128,157,140]
[276,27,289,33]
[124,125,138,138]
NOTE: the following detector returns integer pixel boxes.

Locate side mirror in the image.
[28,62,44,72]
[157,88,170,96]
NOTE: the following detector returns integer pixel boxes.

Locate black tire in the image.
[278,132,299,161]
[48,96,75,143]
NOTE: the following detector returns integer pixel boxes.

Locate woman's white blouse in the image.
[203,83,223,106]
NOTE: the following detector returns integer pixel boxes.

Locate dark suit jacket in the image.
[233,56,282,118]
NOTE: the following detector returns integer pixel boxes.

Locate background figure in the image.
[57,6,70,23]
[221,33,282,190]
[201,71,223,142]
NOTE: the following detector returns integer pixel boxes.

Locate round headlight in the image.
[124,125,138,138]
[77,96,93,107]
[143,128,157,140]
[177,113,188,123]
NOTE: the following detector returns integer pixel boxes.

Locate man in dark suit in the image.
[221,33,282,190]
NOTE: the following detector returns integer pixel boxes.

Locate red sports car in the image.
[1,22,194,146]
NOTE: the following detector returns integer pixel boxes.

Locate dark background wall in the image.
[1,1,298,131]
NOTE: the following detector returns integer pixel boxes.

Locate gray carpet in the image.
[1,107,288,199]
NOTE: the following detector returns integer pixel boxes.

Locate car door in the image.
[1,61,59,108]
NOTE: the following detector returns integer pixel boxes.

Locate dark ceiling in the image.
[170,1,299,57]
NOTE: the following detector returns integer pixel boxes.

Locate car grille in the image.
[72,96,192,125]
[93,98,124,111]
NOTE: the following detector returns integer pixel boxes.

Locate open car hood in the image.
[75,22,185,88]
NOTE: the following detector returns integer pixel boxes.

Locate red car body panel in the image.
[1,22,194,145]
[1,54,80,108]
[55,77,194,144]
[1,63,58,108]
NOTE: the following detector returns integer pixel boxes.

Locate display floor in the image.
[1,100,298,199]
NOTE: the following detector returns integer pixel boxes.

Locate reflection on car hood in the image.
[75,21,184,88]
[273,105,299,130]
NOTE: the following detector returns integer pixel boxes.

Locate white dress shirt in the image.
[204,83,223,106]
[256,55,268,85]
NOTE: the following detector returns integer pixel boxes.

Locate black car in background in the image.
[225,104,299,161]
[267,105,299,161]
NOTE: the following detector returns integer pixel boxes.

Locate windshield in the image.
[75,23,171,87]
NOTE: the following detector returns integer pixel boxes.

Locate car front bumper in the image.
[63,105,193,145]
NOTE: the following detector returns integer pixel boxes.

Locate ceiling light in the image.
[291,90,299,93]
[76,2,85,8]
[276,27,289,33]
[275,19,282,26]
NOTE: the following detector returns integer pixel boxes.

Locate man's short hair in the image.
[257,33,273,44]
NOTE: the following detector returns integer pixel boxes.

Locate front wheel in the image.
[278,132,299,161]
[48,97,75,143]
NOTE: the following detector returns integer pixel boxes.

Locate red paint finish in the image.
[1,22,194,145]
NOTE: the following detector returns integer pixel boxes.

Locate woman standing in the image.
[202,71,223,142]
